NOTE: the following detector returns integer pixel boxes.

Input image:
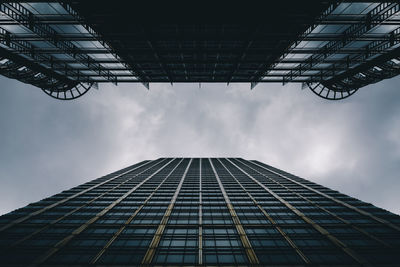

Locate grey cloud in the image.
[0,75,399,215]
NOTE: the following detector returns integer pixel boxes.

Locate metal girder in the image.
[44,66,365,72]
[307,29,400,100]
[0,1,399,100]
[322,27,400,87]
[0,47,92,100]
[3,12,400,26]
[87,78,350,83]
[17,57,373,66]
[0,2,152,95]
[286,3,399,84]
[228,27,258,83]
[58,2,149,88]
[257,2,400,100]
[0,3,117,84]
[326,55,400,91]
[143,27,174,85]
[307,82,359,100]
[0,3,94,99]
[5,32,400,43]
[60,74,352,82]
[175,25,189,81]
[250,2,340,88]
[248,2,400,99]
[0,27,86,82]
[10,46,400,55]
[212,25,224,81]
[0,44,81,95]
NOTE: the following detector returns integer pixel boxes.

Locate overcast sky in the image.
[0,75,399,216]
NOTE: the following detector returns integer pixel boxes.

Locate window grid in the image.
[0,158,399,266]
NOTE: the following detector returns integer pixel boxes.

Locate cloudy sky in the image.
[0,75,399,216]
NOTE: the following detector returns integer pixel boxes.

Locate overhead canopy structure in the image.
[0,1,399,100]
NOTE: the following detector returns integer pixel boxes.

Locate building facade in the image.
[1,2,400,100]
[0,158,399,266]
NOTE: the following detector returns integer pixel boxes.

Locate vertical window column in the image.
[141,158,193,264]
[216,158,310,264]
[208,158,259,265]
[198,158,203,265]
[90,158,186,264]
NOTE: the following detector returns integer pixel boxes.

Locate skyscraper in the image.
[0,158,399,266]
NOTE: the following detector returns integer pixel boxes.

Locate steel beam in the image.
[284,3,400,84]
[0,3,117,83]
[251,2,340,87]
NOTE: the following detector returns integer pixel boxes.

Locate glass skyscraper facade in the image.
[0,158,399,266]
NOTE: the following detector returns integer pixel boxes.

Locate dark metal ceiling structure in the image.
[0,1,399,100]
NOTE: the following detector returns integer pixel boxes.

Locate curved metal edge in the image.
[41,82,93,100]
[307,82,359,100]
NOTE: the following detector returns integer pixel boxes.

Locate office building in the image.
[0,158,399,266]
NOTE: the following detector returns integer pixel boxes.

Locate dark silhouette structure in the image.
[0,1,400,100]
[0,158,399,266]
